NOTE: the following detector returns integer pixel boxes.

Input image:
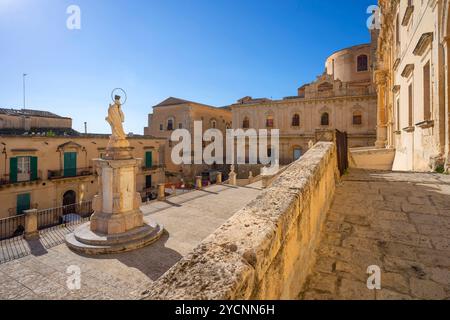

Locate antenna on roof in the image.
[23,73,28,109]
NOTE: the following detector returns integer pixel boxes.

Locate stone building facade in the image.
[144,97,232,180]
[230,38,378,165]
[0,108,165,219]
[376,0,450,172]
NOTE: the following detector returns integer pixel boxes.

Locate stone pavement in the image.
[0,183,262,300]
[299,170,450,300]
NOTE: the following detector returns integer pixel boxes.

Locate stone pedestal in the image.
[195,176,202,190]
[216,172,222,184]
[66,151,163,254]
[157,184,166,201]
[90,158,144,235]
[24,209,39,240]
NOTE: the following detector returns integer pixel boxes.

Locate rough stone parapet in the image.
[145,142,339,300]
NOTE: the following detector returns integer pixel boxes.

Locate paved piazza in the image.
[0,183,262,300]
[300,170,450,300]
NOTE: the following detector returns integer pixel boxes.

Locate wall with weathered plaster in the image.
[145,142,339,300]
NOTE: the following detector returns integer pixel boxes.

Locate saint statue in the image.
[106,95,127,140]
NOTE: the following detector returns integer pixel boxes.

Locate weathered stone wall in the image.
[145,142,339,300]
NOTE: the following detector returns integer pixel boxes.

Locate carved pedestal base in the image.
[66,216,164,255]
[65,146,164,255]
[90,210,144,235]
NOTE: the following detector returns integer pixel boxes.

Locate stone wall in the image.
[146,142,339,300]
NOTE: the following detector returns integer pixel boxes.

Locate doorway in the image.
[63,190,76,214]
[293,148,302,161]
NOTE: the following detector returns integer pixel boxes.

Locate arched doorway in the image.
[63,190,76,214]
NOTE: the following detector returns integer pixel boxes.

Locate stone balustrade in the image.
[145,142,339,300]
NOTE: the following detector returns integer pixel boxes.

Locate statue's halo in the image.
[111,88,128,105]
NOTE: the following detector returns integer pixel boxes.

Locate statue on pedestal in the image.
[65,93,164,255]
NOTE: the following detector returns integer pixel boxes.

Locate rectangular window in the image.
[423,61,431,121]
[408,83,414,127]
[396,98,401,131]
[64,152,77,177]
[178,123,183,129]
[17,156,31,182]
[145,151,153,168]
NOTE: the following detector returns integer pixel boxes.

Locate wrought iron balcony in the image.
[141,164,164,172]
[0,173,42,188]
[47,167,94,180]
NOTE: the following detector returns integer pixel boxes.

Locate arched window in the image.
[242,117,250,129]
[357,55,368,72]
[321,113,329,126]
[167,117,174,131]
[266,116,274,128]
[353,111,362,125]
[292,114,300,127]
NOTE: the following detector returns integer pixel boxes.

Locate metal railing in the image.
[0,214,25,241]
[0,172,42,187]
[47,167,93,180]
[37,200,93,230]
[141,164,164,171]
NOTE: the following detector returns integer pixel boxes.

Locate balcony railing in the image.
[47,167,93,180]
[0,214,25,241]
[0,172,42,188]
[37,200,93,230]
[141,164,164,171]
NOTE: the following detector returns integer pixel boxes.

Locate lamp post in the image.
[23,73,28,109]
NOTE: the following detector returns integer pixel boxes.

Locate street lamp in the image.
[23,73,28,109]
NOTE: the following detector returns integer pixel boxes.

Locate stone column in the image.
[229,165,237,186]
[24,209,39,240]
[216,172,222,184]
[375,70,388,148]
[157,183,166,201]
[195,176,202,190]
[262,175,270,189]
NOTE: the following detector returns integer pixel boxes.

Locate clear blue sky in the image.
[0,0,375,134]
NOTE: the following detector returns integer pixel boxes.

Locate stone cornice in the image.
[413,32,434,56]
[402,5,414,26]
[401,64,415,78]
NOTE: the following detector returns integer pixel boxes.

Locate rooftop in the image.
[153,97,218,110]
[0,108,70,120]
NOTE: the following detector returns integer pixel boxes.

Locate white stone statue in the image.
[106,96,129,148]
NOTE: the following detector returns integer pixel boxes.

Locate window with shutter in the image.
[30,156,38,181]
[145,151,153,168]
[9,157,17,183]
